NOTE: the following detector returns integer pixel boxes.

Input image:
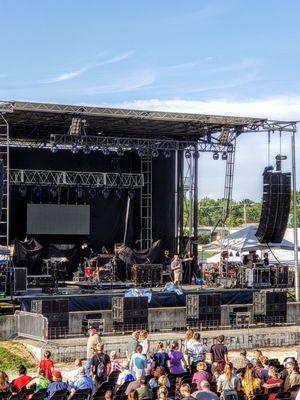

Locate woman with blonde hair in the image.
[192,362,212,390]
[139,330,150,357]
[127,389,139,400]
[217,362,240,400]
[251,350,263,366]
[241,363,262,400]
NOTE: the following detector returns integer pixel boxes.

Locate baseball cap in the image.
[52,370,62,379]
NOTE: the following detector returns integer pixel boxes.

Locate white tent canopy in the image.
[203,225,296,253]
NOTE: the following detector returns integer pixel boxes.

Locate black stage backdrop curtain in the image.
[9,148,175,253]
[13,238,44,274]
[118,240,163,265]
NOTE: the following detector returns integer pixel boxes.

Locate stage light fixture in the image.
[89,188,96,198]
[83,145,91,155]
[193,150,200,159]
[76,187,84,199]
[164,149,171,158]
[222,152,228,160]
[128,189,135,199]
[117,147,124,156]
[19,186,27,197]
[213,152,219,160]
[185,149,191,159]
[220,127,230,144]
[116,188,123,199]
[102,147,110,156]
[137,148,146,157]
[51,144,58,153]
[33,186,41,197]
[50,187,58,198]
[71,144,79,154]
[151,148,159,158]
[69,117,82,136]
[102,188,110,199]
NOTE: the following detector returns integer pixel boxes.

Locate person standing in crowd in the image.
[67,359,83,385]
[217,362,240,400]
[130,345,147,377]
[259,357,270,383]
[109,351,121,372]
[128,389,139,400]
[241,363,262,400]
[47,371,71,400]
[26,369,49,393]
[12,365,32,392]
[157,386,170,400]
[139,330,150,357]
[187,332,206,372]
[192,362,211,390]
[153,342,170,371]
[90,343,110,388]
[125,370,143,396]
[184,329,194,352]
[192,380,219,400]
[38,351,54,382]
[167,340,189,376]
[86,327,100,376]
[251,350,263,367]
[127,331,140,361]
[210,335,228,366]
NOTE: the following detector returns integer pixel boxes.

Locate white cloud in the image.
[50,50,135,83]
[116,96,300,121]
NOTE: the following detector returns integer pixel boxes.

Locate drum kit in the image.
[83,254,116,284]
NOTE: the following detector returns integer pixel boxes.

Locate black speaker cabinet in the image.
[186,293,221,326]
[112,296,148,330]
[253,290,287,323]
[14,268,27,293]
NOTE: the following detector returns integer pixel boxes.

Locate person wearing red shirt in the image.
[12,365,32,392]
[39,351,54,381]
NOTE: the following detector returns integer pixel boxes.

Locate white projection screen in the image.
[27,204,90,235]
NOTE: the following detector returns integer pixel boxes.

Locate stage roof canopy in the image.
[0,100,266,141]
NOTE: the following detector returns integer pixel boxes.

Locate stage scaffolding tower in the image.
[140,153,153,250]
[0,115,9,247]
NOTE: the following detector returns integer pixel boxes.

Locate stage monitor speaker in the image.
[14,268,27,293]
[256,171,291,244]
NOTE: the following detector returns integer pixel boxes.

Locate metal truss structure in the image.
[9,169,144,188]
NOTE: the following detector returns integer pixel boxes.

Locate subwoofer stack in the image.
[31,299,69,339]
[112,296,148,331]
[186,293,221,327]
[253,290,287,323]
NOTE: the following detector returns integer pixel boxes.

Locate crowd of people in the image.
[1,329,300,400]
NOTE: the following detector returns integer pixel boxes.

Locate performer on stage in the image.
[163,250,172,279]
[171,254,193,286]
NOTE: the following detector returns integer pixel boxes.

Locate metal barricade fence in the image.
[14,311,48,341]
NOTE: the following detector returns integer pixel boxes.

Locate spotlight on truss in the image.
[50,187,58,198]
[33,186,41,197]
[89,188,96,197]
[222,152,228,160]
[213,152,219,160]
[193,150,200,159]
[164,149,171,158]
[128,189,135,199]
[116,188,123,199]
[102,188,110,199]
[83,145,91,155]
[76,187,84,199]
[117,147,124,156]
[151,148,159,158]
[137,148,146,157]
[51,143,58,153]
[102,147,110,156]
[185,149,191,159]
[71,144,79,154]
[19,186,27,197]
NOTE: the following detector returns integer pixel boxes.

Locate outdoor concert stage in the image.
[17,284,271,312]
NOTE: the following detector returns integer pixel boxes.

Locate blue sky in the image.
[1,0,300,201]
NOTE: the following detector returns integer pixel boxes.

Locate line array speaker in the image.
[256,171,291,244]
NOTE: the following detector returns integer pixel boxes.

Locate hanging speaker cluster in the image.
[255,168,291,244]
